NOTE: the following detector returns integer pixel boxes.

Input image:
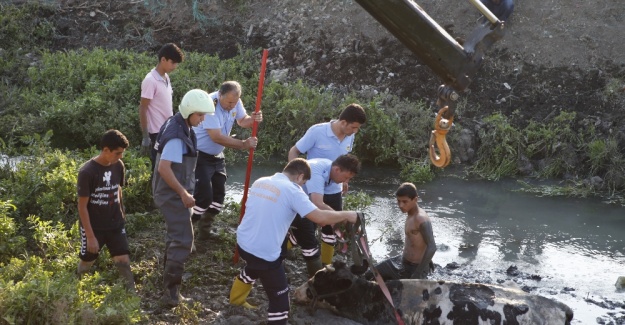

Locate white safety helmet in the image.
[179,89,215,118]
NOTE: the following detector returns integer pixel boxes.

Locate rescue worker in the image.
[192,81,262,241]
[152,89,215,307]
[287,104,366,267]
[285,154,361,277]
[230,158,363,324]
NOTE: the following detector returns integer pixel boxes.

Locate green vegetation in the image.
[470,109,625,198]
[0,198,143,324]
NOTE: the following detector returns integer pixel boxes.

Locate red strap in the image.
[359,237,405,325]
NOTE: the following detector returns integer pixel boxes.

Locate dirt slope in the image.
[49,0,625,154]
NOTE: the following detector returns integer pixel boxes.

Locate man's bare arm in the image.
[207,129,255,150]
[305,209,357,226]
[411,221,437,279]
[236,111,262,128]
[310,193,333,211]
[287,145,302,161]
[139,98,151,154]
[139,98,151,138]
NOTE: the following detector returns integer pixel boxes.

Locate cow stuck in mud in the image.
[293,261,574,325]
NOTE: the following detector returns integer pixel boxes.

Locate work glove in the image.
[140,137,151,156]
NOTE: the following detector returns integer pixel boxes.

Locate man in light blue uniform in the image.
[285,154,361,277]
[287,103,366,268]
[230,158,362,325]
[192,80,262,240]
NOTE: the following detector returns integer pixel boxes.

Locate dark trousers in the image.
[237,245,290,325]
[192,151,227,218]
[320,192,342,245]
[161,199,193,265]
[283,192,342,260]
[365,255,418,281]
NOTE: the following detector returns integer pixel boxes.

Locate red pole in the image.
[233,48,268,264]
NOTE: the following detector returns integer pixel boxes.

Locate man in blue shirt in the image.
[152,89,215,307]
[286,154,361,277]
[191,81,263,241]
[230,158,362,325]
[287,104,366,269]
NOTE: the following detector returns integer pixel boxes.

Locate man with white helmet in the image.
[152,89,215,307]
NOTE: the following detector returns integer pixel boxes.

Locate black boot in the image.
[161,260,191,307]
[305,258,323,278]
[196,213,216,240]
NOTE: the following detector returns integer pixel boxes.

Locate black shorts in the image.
[365,255,419,281]
[79,225,130,262]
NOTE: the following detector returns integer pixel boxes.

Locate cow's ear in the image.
[333,260,347,269]
[350,259,369,275]
[336,278,353,291]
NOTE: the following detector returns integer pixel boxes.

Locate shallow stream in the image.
[226,163,624,324]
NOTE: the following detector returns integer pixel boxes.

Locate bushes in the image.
[0,134,153,233]
[23,49,149,148]
[2,44,440,169]
[0,259,142,325]
[0,201,26,265]
[1,140,81,227]
[0,216,142,325]
[471,110,625,195]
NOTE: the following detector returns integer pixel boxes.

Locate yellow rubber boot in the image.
[229,277,258,309]
[320,242,335,265]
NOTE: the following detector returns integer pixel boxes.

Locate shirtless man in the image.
[365,182,436,280]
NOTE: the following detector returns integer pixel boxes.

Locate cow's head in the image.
[293,261,356,305]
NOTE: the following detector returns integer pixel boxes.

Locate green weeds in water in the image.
[400,160,435,184]
[343,191,374,211]
[516,180,594,198]
[472,113,521,180]
[472,110,625,196]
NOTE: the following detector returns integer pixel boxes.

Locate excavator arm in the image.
[355,0,507,167]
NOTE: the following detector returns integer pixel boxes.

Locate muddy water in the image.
[225,163,624,324]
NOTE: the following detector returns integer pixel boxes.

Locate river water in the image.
[225,163,624,324]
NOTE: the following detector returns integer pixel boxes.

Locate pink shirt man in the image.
[141,68,174,134]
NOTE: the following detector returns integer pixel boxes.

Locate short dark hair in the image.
[338,103,366,124]
[158,43,184,63]
[396,182,418,199]
[219,80,242,97]
[100,129,129,151]
[284,158,311,180]
[332,154,361,175]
